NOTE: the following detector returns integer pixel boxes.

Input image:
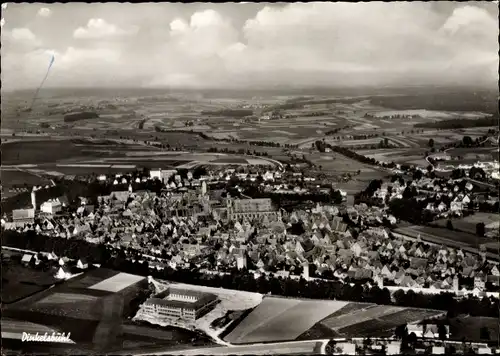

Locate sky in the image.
[1,2,498,91]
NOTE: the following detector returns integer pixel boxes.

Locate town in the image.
[3,158,499,298]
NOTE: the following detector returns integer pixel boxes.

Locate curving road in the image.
[133,340,326,356]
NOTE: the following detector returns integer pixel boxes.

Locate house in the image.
[386,342,401,355]
[76,258,89,269]
[41,199,62,215]
[432,346,445,354]
[54,266,72,280]
[490,265,499,277]
[474,274,486,291]
[477,347,493,354]
[21,253,33,265]
[408,323,450,339]
[336,342,356,355]
[12,208,35,224]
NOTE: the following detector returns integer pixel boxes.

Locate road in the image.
[133,340,325,356]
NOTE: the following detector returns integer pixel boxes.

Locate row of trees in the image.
[415,116,497,130]
[3,229,498,319]
[207,147,269,157]
[314,140,381,167]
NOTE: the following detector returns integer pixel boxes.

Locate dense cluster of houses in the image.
[373,176,498,225]
[3,165,498,295]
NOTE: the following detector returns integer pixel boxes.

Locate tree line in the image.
[315,140,380,167]
[414,116,497,129]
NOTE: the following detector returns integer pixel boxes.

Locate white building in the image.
[236,254,247,270]
[41,199,62,215]
[432,346,445,354]
[54,266,72,280]
[31,190,37,210]
[12,208,35,223]
[150,169,162,181]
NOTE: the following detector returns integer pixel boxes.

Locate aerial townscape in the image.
[1,2,499,356]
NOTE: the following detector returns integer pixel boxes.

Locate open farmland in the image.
[357,148,428,166]
[36,292,101,305]
[300,302,445,339]
[224,296,347,344]
[0,168,51,187]
[1,262,59,304]
[305,152,379,174]
[1,138,160,166]
[89,272,147,293]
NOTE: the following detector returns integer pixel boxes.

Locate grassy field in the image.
[299,302,445,339]
[0,169,51,187]
[1,138,158,166]
[449,316,499,343]
[1,262,59,304]
[357,147,428,166]
[225,297,445,343]
[224,296,347,344]
[432,213,500,235]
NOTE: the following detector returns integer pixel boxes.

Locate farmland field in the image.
[2,318,68,340]
[88,272,146,293]
[1,262,59,304]
[36,292,101,305]
[303,302,444,339]
[0,168,51,187]
[1,138,160,166]
[432,213,500,235]
[320,305,404,330]
[224,296,347,344]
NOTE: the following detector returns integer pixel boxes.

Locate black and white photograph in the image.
[1,2,499,355]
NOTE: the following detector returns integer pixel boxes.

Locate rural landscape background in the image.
[1,2,499,356]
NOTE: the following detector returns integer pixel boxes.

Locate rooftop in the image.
[145,287,218,310]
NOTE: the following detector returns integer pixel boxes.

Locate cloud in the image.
[11,28,37,41]
[441,5,496,34]
[168,9,239,57]
[2,44,124,90]
[73,18,138,39]
[60,46,121,65]
[37,7,51,18]
[2,27,42,49]
[2,3,498,90]
[231,2,498,87]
